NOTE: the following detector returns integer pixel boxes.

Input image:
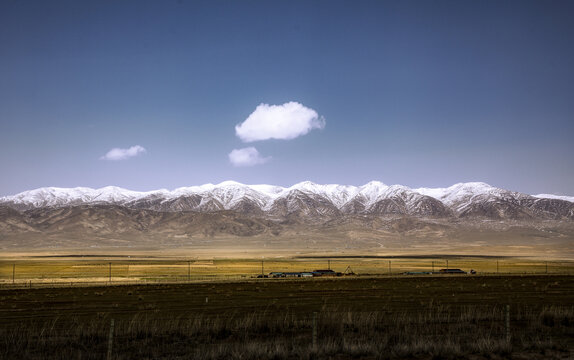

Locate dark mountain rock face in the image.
[408,196,452,217]
[268,190,341,219]
[228,198,266,216]
[458,201,534,220]
[369,198,407,215]
[0,183,572,246]
[0,205,281,239]
[128,194,204,212]
[340,197,368,214]
[524,198,574,220]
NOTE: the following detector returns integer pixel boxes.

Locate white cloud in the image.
[100,145,147,161]
[228,147,270,167]
[235,102,325,142]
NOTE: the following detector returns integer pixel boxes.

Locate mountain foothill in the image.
[1,181,573,253]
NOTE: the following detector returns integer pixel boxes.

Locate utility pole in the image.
[107,319,115,360]
[505,305,511,344]
[312,312,317,351]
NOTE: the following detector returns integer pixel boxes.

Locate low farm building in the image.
[312,269,343,277]
[284,272,301,278]
[438,268,467,274]
[266,270,343,278]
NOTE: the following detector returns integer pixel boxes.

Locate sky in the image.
[1,0,573,196]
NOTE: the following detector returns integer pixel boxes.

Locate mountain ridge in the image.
[1,181,573,220]
[1,182,573,256]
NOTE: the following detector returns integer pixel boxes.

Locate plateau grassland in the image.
[1,266,573,359]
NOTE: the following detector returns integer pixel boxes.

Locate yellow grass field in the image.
[1,255,573,286]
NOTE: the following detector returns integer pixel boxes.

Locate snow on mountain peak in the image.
[534,194,574,203]
[415,182,497,205]
[215,180,245,187]
[289,181,320,191]
[285,182,359,207]
[1,181,572,214]
[357,181,389,202]
[362,180,387,188]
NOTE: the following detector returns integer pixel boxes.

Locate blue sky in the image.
[1,0,573,196]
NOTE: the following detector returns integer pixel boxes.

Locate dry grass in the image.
[1,256,573,286]
[1,275,574,358]
[1,305,572,359]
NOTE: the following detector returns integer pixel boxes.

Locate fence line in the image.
[1,258,573,290]
[1,272,573,290]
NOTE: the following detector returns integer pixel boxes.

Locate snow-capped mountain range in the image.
[1,181,573,220]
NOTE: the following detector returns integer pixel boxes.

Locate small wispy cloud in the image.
[228,147,270,167]
[100,145,147,161]
[235,102,325,142]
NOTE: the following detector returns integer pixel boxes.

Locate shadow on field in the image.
[2,307,574,359]
[1,275,573,359]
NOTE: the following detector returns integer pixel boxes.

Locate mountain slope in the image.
[1,182,573,256]
[1,181,573,221]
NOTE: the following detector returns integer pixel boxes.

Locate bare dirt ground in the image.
[2,216,574,260]
[2,231,573,261]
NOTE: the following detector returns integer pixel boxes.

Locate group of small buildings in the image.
[257,268,476,278]
[258,269,343,278]
[403,268,476,275]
